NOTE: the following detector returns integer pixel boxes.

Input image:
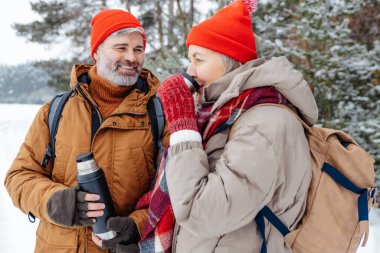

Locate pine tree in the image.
[12,0,220,87]
[253,0,380,176]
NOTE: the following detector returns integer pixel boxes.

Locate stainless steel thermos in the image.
[76,152,117,240]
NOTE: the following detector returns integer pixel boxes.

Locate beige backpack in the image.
[255,104,379,253]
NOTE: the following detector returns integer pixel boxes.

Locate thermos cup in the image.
[76,152,117,240]
[181,72,200,94]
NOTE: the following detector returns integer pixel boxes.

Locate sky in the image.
[0,0,217,66]
[0,0,64,66]
[0,0,128,66]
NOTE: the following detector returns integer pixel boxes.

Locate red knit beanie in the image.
[90,9,146,61]
[186,0,257,63]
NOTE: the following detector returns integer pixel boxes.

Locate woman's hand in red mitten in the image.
[158,74,202,146]
[158,74,198,134]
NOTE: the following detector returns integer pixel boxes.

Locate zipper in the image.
[75,85,103,123]
[172,223,180,252]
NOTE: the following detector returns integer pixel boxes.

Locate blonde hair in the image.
[219,53,242,74]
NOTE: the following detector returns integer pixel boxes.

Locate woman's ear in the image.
[94,52,99,62]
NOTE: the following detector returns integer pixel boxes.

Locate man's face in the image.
[94,32,145,87]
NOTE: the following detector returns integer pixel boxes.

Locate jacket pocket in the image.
[35,220,78,251]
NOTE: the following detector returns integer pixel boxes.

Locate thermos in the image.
[181,72,200,94]
[76,152,117,240]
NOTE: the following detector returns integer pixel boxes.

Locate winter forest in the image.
[1,0,378,180]
[0,0,380,253]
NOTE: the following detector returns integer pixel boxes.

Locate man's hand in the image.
[92,216,140,252]
[92,233,140,253]
[47,187,105,227]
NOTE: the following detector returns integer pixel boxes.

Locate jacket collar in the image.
[69,64,160,115]
[202,56,319,126]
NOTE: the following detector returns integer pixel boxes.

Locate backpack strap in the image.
[135,76,165,169]
[255,162,372,252]
[40,73,97,168]
[255,206,290,253]
[40,90,74,168]
[147,96,165,169]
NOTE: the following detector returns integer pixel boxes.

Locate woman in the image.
[139,0,319,252]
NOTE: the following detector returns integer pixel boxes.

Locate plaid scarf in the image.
[137,86,286,252]
[137,151,175,253]
[198,86,286,143]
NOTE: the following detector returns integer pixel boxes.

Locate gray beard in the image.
[97,58,142,87]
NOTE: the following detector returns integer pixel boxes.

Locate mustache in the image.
[116,60,140,68]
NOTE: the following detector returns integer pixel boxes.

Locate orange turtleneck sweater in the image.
[88,66,132,119]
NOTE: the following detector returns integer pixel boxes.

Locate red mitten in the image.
[158,74,198,134]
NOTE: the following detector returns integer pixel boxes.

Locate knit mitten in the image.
[158,74,197,134]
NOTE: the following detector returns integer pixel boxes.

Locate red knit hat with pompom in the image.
[90,9,146,61]
[186,0,258,63]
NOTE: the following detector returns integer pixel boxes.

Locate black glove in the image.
[47,187,95,227]
[115,243,140,253]
[102,216,140,251]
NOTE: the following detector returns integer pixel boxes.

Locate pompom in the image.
[229,0,258,13]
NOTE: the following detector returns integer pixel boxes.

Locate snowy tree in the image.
[253,0,380,177]
[0,64,56,104]
[12,0,379,177]
[12,0,220,87]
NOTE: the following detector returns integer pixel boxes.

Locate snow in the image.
[0,103,379,252]
[0,103,40,253]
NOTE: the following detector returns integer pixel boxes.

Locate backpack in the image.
[40,73,165,170]
[253,104,378,253]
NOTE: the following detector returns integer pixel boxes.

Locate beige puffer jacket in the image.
[167,57,318,253]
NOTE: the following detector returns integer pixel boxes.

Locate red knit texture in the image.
[158,74,198,133]
[90,9,146,61]
[186,0,257,63]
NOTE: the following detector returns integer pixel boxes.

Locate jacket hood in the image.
[203,56,319,126]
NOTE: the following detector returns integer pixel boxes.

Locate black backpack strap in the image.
[40,90,74,168]
[147,96,165,168]
[75,87,102,143]
[40,73,94,168]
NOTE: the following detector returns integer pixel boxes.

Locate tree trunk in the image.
[168,0,175,47]
[156,1,164,57]
[190,0,194,27]
[125,0,131,12]
[176,0,186,30]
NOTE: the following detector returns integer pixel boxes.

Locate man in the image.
[4,9,169,253]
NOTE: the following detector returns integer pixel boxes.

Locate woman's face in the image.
[186,45,225,88]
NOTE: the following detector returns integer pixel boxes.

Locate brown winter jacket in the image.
[4,64,169,253]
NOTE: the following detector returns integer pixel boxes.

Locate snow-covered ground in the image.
[0,103,379,252]
[0,104,40,253]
